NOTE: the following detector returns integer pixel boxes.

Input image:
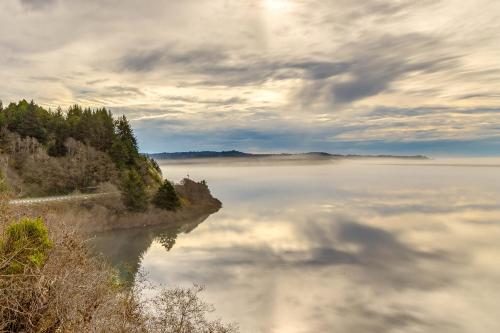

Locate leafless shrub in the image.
[0,224,146,332]
[147,285,238,333]
[0,131,119,196]
[0,210,237,333]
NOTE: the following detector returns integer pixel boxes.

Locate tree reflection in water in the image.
[89,214,213,282]
[157,228,179,252]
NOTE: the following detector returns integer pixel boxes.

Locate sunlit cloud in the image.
[0,0,499,154]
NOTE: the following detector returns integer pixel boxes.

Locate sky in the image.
[1,0,500,155]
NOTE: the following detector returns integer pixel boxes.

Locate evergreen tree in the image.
[153,179,181,211]
[0,99,162,196]
[109,139,129,169]
[121,169,148,212]
[111,115,139,168]
[47,107,69,156]
[4,100,48,143]
[66,104,83,141]
[92,108,115,151]
[115,115,138,151]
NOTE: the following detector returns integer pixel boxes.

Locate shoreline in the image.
[152,155,430,166]
[24,178,222,234]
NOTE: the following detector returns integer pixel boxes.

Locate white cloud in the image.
[1,0,499,153]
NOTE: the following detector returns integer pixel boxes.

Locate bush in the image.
[0,217,52,274]
[0,220,237,332]
[0,220,142,332]
[153,180,181,211]
[149,284,238,333]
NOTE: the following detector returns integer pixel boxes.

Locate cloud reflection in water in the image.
[95,159,500,333]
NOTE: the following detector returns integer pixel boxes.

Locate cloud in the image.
[457,93,500,100]
[120,45,229,73]
[162,95,247,106]
[299,33,458,105]
[115,31,458,107]
[19,0,56,10]
[106,86,144,97]
[1,0,500,154]
[132,113,500,156]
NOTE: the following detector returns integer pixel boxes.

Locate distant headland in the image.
[146,150,429,161]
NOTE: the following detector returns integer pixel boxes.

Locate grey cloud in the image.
[163,95,246,106]
[2,0,499,154]
[344,0,437,21]
[73,85,145,101]
[285,61,351,80]
[106,86,144,97]
[118,47,351,86]
[86,78,109,85]
[120,46,228,73]
[19,0,56,10]
[120,49,165,72]
[129,110,500,155]
[30,75,59,82]
[220,97,246,105]
[457,93,500,100]
[117,32,457,106]
[370,106,500,118]
[301,34,458,105]
[305,0,439,28]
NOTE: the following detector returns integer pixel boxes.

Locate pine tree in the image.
[113,115,139,167]
[47,107,69,156]
[153,179,181,211]
[121,170,148,212]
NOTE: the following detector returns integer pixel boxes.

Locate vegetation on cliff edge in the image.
[153,179,181,211]
[0,100,174,210]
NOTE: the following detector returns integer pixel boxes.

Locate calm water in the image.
[93,158,500,333]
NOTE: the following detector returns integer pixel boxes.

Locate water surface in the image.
[93,158,500,333]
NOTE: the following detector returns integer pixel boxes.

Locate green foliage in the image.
[153,179,181,211]
[46,107,69,156]
[0,217,52,274]
[111,115,139,169]
[0,100,161,197]
[1,101,130,165]
[149,157,161,174]
[2,100,49,144]
[121,169,148,212]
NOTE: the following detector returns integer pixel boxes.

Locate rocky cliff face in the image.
[175,178,221,208]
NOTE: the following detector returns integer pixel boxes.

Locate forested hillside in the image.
[0,99,162,197]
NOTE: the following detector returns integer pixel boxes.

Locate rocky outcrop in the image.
[42,178,222,233]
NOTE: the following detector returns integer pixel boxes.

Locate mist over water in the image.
[94,158,500,333]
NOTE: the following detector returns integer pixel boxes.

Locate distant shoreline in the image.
[145,150,429,162]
